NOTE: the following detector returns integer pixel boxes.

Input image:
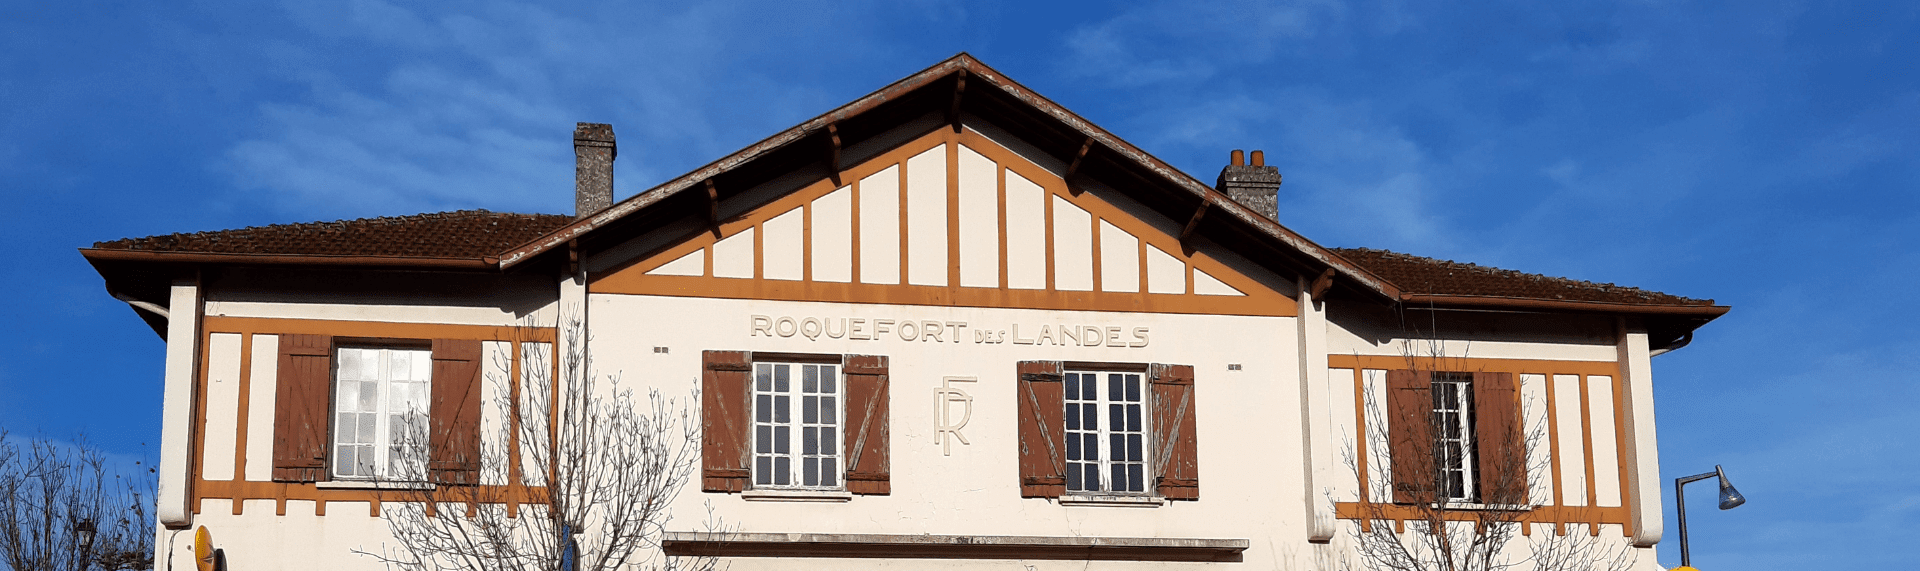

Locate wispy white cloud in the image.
[210,0,890,219]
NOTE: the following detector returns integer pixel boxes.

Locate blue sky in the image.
[4,1,1915,568]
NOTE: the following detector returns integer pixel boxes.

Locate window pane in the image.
[359,381,379,411]
[1066,462,1082,491]
[756,457,772,485]
[774,396,790,423]
[804,457,818,486]
[1084,404,1098,430]
[1127,405,1141,432]
[774,457,790,485]
[774,365,789,392]
[336,412,357,443]
[336,447,357,476]
[354,445,375,474]
[1066,431,1081,460]
[1108,373,1122,401]
[820,397,835,424]
[803,396,818,424]
[1084,465,1101,492]
[820,430,834,456]
[1065,402,1080,430]
[1110,433,1124,460]
[1126,374,1140,401]
[1128,464,1143,492]
[357,414,377,446]
[756,395,771,422]
[339,350,362,381]
[756,364,771,391]
[338,381,360,411]
[1083,434,1098,461]
[756,426,772,454]
[821,459,837,486]
[803,427,818,455]
[774,426,789,454]
[1110,404,1124,432]
[388,351,411,381]
[1128,434,1142,461]
[1065,373,1080,401]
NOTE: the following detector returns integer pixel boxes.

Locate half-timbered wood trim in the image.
[1333,356,1629,534]
[229,333,253,515]
[1326,355,1619,377]
[588,128,1295,317]
[1332,503,1630,528]
[200,316,555,343]
[194,480,549,517]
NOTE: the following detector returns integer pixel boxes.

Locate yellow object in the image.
[193,526,216,571]
[1671,567,1700,571]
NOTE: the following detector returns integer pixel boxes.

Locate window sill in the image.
[1058,494,1163,508]
[742,489,852,502]
[316,480,436,491]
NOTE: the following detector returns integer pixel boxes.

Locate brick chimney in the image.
[574,122,616,219]
[1217,149,1280,221]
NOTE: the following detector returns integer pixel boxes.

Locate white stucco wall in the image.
[590,293,1315,570]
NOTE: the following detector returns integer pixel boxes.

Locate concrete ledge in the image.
[661,532,1248,562]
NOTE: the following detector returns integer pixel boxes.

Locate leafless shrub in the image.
[355,315,716,571]
[0,431,155,571]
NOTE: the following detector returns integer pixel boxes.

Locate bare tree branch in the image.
[356,312,720,571]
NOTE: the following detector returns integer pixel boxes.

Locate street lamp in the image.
[1674,464,1744,568]
[73,519,96,570]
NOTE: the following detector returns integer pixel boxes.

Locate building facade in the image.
[84,55,1725,570]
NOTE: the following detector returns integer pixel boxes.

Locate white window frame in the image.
[1430,372,1478,503]
[750,361,844,490]
[331,346,432,481]
[1063,369,1150,495]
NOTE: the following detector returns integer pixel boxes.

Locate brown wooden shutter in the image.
[1386,369,1435,504]
[842,355,890,495]
[702,350,752,492]
[1473,371,1524,504]
[429,339,483,485]
[1149,363,1200,500]
[272,334,332,482]
[1016,360,1067,498]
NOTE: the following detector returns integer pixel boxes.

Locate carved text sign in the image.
[748,314,1150,347]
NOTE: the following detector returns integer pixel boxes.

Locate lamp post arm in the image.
[1674,470,1717,567]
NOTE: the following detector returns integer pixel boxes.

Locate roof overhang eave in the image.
[79,248,500,270]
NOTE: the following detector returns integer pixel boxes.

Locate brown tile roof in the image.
[1333,247,1713,307]
[87,210,1712,308]
[91,210,571,259]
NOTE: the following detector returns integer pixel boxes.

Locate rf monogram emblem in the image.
[934,376,976,456]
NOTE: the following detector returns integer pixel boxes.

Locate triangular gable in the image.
[592,128,1295,317]
[501,54,1399,304]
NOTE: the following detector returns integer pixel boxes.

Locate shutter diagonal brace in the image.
[1023,379,1065,477]
[847,373,881,476]
[1154,382,1193,478]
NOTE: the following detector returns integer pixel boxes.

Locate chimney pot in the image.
[1230,149,1245,166]
[1217,149,1281,221]
[574,122,617,219]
